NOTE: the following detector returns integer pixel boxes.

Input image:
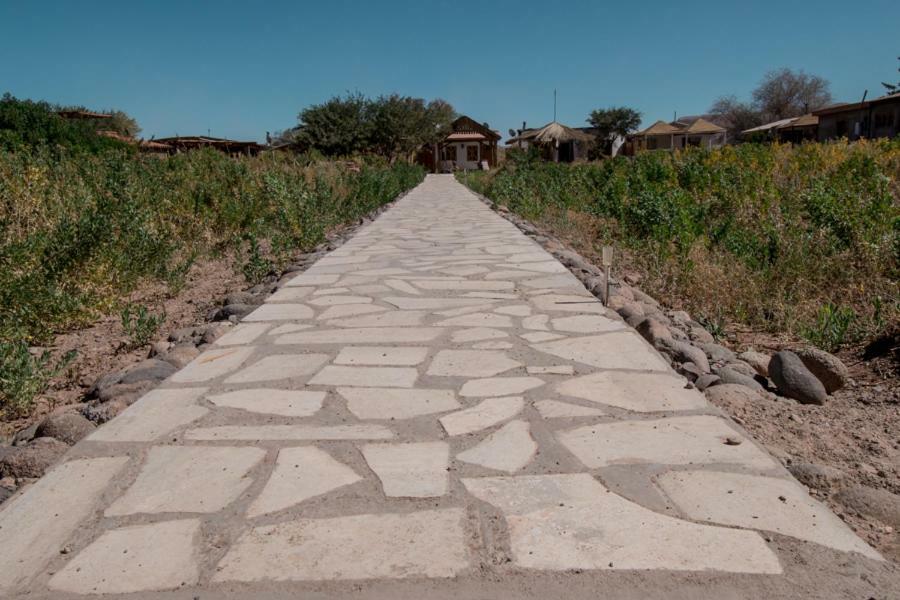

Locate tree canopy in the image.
[0,94,137,152]
[709,68,832,139]
[294,93,456,161]
[587,106,642,156]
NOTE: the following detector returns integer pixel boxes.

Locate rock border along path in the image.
[0,175,895,599]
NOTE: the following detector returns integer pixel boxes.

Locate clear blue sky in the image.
[2,0,897,142]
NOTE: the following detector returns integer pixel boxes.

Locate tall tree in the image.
[294,93,455,160]
[708,95,765,139]
[751,68,832,120]
[295,92,372,156]
[587,106,642,155]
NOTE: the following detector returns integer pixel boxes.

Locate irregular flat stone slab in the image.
[269,323,312,335]
[462,474,781,574]
[558,415,778,469]
[185,424,394,441]
[522,314,550,330]
[327,310,427,328]
[107,445,264,515]
[243,303,314,321]
[363,442,450,497]
[526,365,574,375]
[384,296,493,310]
[214,508,469,581]
[534,399,605,418]
[427,349,521,377]
[414,280,513,290]
[248,447,361,517]
[88,387,208,443]
[459,376,545,398]
[48,519,200,594]
[285,273,340,287]
[267,286,313,302]
[208,389,326,417]
[309,365,418,388]
[214,323,271,346]
[0,456,129,594]
[170,346,255,383]
[317,303,387,320]
[440,396,524,435]
[531,293,607,313]
[495,304,532,316]
[435,312,514,328]
[385,279,421,294]
[557,371,708,412]
[335,346,428,366]
[551,314,626,333]
[521,331,565,343]
[451,327,508,343]
[473,341,514,350]
[457,420,536,472]
[277,327,442,344]
[307,295,373,306]
[504,260,568,273]
[339,387,460,419]
[441,265,489,276]
[656,470,881,560]
[313,286,350,295]
[224,353,329,384]
[533,332,670,371]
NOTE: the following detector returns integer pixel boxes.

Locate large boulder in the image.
[0,437,68,479]
[34,412,95,445]
[672,341,711,374]
[787,462,846,492]
[636,318,673,350]
[698,342,735,364]
[704,383,766,406]
[769,351,828,405]
[714,366,766,393]
[793,347,850,394]
[833,485,900,528]
[159,344,200,368]
[739,350,771,377]
[118,359,177,386]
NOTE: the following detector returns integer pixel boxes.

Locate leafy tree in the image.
[708,95,765,139]
[882,56,900,94]
[294,92,455,160]
[752,68,832,120]
[0,93,132,152]
[295,92,372,157]
[587,106,642,156]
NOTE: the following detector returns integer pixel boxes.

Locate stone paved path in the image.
[1,175,893,599]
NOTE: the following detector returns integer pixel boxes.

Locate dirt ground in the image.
[0,256,247,440]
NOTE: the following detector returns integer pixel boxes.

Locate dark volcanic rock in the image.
[769,351,828,405]
[35,412,95,445]
[0,437,68,479]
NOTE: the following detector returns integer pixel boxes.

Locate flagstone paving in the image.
[0,174,893,599]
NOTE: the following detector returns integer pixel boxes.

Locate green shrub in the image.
[120,304,166,349]
[463,140,900,349]
[0,342,75,418]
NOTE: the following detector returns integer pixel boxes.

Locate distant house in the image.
[416,116,501,172]
[813,92,900,141]
[151,136,264,156]
[629,117,727,152]
[742,114,819,143]
[506,121,595,162]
